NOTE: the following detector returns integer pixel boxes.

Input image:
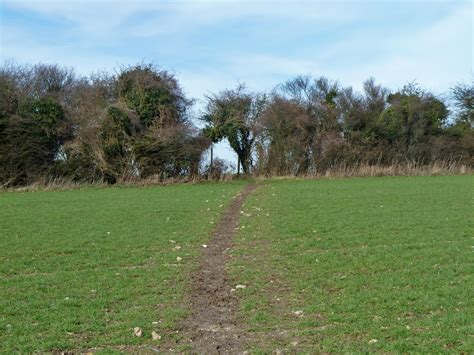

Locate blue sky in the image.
[0,0,472,163]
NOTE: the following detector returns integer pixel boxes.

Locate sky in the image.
[0,0,472,164]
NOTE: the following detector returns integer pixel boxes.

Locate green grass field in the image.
[0,182,245,352]
[231,175,473,352]
[1,176,472,352]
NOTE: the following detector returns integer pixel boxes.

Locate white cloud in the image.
[345,1,473,93]
[210,1,473,94]
[3,0,360,37]
[2,0,470,93]
[2,0,160,34]
[128,1,359,37]
[1,29,133,74]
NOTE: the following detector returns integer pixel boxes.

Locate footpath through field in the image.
[180,183,257,353]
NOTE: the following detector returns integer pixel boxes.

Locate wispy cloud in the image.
[127,1,359,37]
[1,0,471,94]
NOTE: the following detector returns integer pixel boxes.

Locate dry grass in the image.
[1,161,471,192]
[257,161,472,181]
[0,173,238,192]
[315,161,471,179]
[1,177,105,193]
[121,172,236,187]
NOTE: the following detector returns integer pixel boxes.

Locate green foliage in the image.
[132,126,207,179]
[0,77,18,119]
[324,88,338,106]
[60,64,203,184]
[100,107,133,159]
[117,65,187,127]
[0,115,57,182]
[202,124,223,143]
[0,96,67,185]
[451,82,473,126]
[17,97,65,128]
[202,86,266,173]
[97,107,136,182]
[376,88,448,161]
[107,106,134,136]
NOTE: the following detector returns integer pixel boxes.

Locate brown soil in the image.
[180,183,257,354]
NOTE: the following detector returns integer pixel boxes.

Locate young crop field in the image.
[0,182,245,352]
[231,175,473,352]
[0,175,472,352]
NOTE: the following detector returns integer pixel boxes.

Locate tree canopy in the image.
[0,62,472,186]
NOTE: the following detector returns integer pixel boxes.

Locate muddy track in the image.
[181,184,257,354]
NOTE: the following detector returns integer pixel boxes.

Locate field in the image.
[0,175,472,352]
[0,182,245,351]
[231,175,473,352]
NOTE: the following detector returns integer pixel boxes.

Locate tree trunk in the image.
[240,158,249,174]
[209,145,213,180]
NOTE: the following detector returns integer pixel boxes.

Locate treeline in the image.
[0,62,472,186]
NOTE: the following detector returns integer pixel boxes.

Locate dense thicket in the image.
[0,62,472,186]
[0,63,208,185]
[203,77,473,176]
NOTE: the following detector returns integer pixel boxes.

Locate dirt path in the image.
[181,183,257,353]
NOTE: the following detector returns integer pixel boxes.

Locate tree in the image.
[432,82,474,165]
[202,85,266,174]
[259,94,313,175]
[451,82,473,127]
[0,97,67,185]
[0,64,73,185]
[340,78,389,163]
[1,61,472,184]
[377,83,448,162]
[61,71,117,181]
[117,64,190,128]
[63,63,207,182]
[279,76,345,173]
[116,64,206,179]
